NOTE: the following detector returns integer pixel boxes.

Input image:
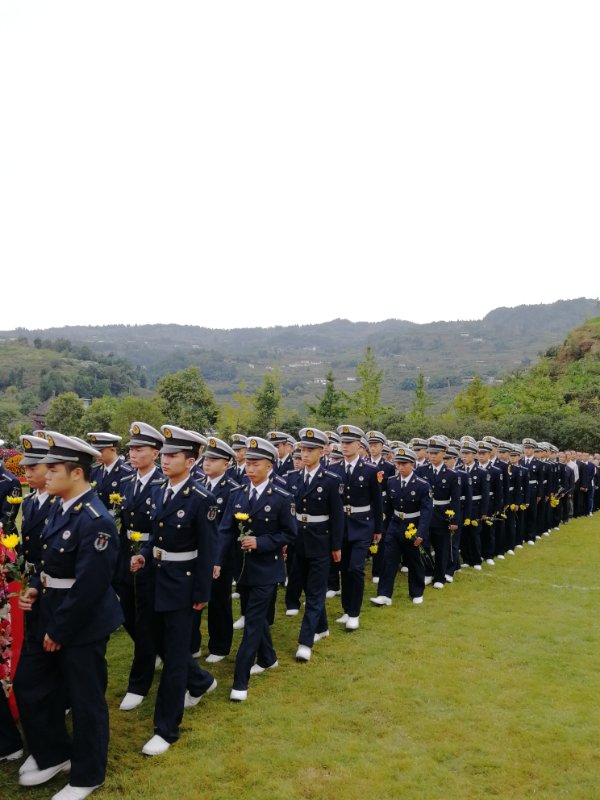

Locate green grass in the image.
[4,516,600,800]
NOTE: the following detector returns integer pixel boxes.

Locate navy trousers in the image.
[284,543,303,611]
[340,538,370,617]
[232,584,278,691]
[430,526,451,582]
[0,690,22,757]
[14,637,110,787]
[119,575,156,696]
[207,566,234,656]
[295,552,330,646]
[379,530,425,599]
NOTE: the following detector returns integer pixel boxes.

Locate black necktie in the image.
[401,480,406,490]
[33,495,40,511]
[134,479,141,496]
[346,464,352,479]
[304,472,310,488]
[249,488,257,509]
[164,487,173,506]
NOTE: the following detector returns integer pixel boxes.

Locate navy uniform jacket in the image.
[507,464,523,506]
[20,492,54,572]
[457,465,490,520]
[286,468,344,558]
[30,490,123,646]
[141,477,218,612]
[90,460,133,509]
[480,462,503,515]
[191,462,206,482]
[492,459,511,507]
[520,458,543,502]
[456,469,473,525]
[227,463,247,484]
[329,458,384,543]
[518,464,531,506]
[420,464,461,528]
[273,454,295,477]
[217,480,297,586]
[0,465,22,523]
[414,461,430,478]
[200,473,241,569]
[539,460,552,502]
[116,467,165,585]
[383,473,433,544]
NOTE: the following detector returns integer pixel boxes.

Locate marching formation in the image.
[1,421,599,800]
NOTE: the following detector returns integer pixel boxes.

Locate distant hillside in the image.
[2,297,598,412]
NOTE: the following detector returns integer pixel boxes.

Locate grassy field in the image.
[3,514,600,800]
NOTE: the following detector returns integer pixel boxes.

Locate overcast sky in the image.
[1,1,598,331]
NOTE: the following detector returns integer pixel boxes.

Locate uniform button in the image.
[274,555,278,560]
[186,571,192,576]
[159,522,164,527]
[159,537,163,542]
[177,524,181,529]
[43,544,47,549]
[26,536,30,541]
[157,563,161,568]
[60,548,64,553]
[41,560,45,565]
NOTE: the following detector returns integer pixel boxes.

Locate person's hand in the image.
[240,536,257,551]
[449,525,458,532]
[43,633,61,652]
[19,587,39,611]
[131,555,145,573]
[213,565,221,579]
[373,533,382,544]
[331,549,341,563]
[192,602,207,611]
[414,537,423,547]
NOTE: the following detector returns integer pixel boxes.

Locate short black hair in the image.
[65,461,92,482]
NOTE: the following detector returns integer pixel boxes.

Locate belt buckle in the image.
[41,574,47,588]
[155,548,163,561]
[301,514,308,523]
[345,506,352,515]
[398,512,404,520]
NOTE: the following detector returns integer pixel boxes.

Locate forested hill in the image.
[2,298,598,410]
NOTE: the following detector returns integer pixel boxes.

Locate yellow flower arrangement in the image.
[6,496,23,506]
[445,509,455,518]
[234,512,250,521]
[369,544,378,554]
[471,520,479,527]
[1,534,19,550]
[509,504,518,512]
[463,518,471,526]
[129,531,143,543]
[404,523,418,540]
[519,504,527,511]
[109,493,123,505]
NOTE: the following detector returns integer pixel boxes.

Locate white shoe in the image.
[20,761,71,787]
[296,645,312,662]
[192,649,202,658]
[230,688,248,702]
[155,655,163,668]
[205,653,226,664]
[142,735,170,756]
[528,540,535,546]
[325,590,337,599]
[516,544,524,549]
[444,574,454,583]
[400,566,409,574]
[52,784,102,800]
[554,527,559,531]
[424,576,432,586]
[313,630,330,643]
[372,576,380,584]
[370,595,392,606]
[336,613,349,624]
[1,748,23,762]
[231,591,240,599]
[485,558,495,566]
[535,536,541,541]
[412,596,424,605]
[233,616,245,630]
[461,563,471,568]
[250,660,278,676]
[19,754,38,775]
[285,609,300,616]
[543,531,550,537]
[119,692,145,711]
[507,549,515,556]
[474,564,482,571]
[433,582,444,589]
[345,616,360,631]
[497,554,505,560]
[184,678,217,707]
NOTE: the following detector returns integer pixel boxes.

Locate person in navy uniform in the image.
[215,437,296,702]
[87,432,132,509]
[456,439,490,570]
[366,431,395,585]
[189,432,208,481]
[371,446,433,607]
[268,431,296,477]
[227,434,249,484]
[130,426,218,756]
[443,444,471,578]
[290,428,343,662]
[115,422,165,712]
[411,438,430,476]
[503,443,523,555]
[421,437,460,588]
[477,441,504,564]
[327,424,383,631]
[195,436,240,664]
[0,454,22,524]
[14,432,123,800]
[520,438,543,544]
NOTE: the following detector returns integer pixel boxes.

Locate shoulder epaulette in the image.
[287,469,301,477]
[121,474,135,482]
[324,469,341,479]
[83,501,102,519]
[150,477,165,485]
[192,485,210,498]
[273,485,292,497]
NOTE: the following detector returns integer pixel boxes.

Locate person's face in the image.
[301,446,322,470]
[397,462,414,479]
[293,454,303,469]
[369,442,383,459]
[478,451,490,465]
[509,454,519,465]
[461,452,474,466]
[98,447,118,465]
[443,456,456,469]
[129,445,157,471]
[25,463,48,490]
[275,442,287,458]
[235,448,247,465]
[428,450,444,467]
[414,448,426,461]
[323,443,331,457]
[160,451,195,481]
[342,440,360,460]
[558,453,566,463]
[202,456,227,479]
[46,463,85,497]
[245,458,271,485]
[523,446,534,458]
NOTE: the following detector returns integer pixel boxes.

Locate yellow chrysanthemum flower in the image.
[519,504,527,511]
[129,531,143,542]
[369,544,378,554]
[471,520,479,527]
[235,512,250,521]
[445,509,455,518]
[1,534,19,549]
[7,496,23,505]
[463,518,471,526]
[109,493,123,505]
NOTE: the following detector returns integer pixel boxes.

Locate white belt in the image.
[127,531,150,541]
[471,494,482,501]
[344,505,370,514]
[394,510,420,520]
[433,499,450,506]
[529,480,538,484]
[460,495,466,501]
[509,487,514,492]
[152,547,197,562]
[296,513,329,523]
[40,571,75,589]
